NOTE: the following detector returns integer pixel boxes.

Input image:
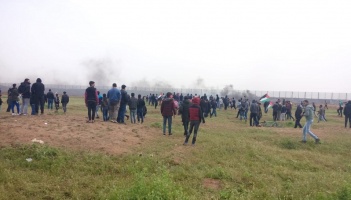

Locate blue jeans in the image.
[117,104,127,123]
[130,109,136,123]
[103,107,109,121]
[163,116,172,134]
[137,109,144,123]
[48,99,54,110]
[11,101,20,114]
[31,104,36,115]
[302,120,319,141]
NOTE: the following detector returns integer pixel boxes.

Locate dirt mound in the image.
[0,114,157,155]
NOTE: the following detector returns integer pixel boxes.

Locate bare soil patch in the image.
[203,178,222,190]
[0,113,158,155]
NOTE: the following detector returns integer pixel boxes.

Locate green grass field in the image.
[1,97,351,200]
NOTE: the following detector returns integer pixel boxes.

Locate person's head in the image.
[103,93,107,97]
[166,92,172,98]
[303,100,309,106]
[112,83,117,88]
[252,100,255,103]
[12,83,16,88]
[36,78,42,83]
[192,97,200,105]
[121,84,126,89]
[89,81,95,87]
[319,105,322,108]
[24,78,30,83]
[138,94,141,98]
[63,91,66,94]
[131,93,135,97]
[49,89,51,92]
[56,93,58,96]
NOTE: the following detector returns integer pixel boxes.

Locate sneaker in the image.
[315,139,321,144]
[12,113,15,116]
[163,133,166,136]
[183,142,188,146]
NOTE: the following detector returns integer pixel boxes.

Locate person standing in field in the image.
[160,92,176,136]
[31,78,45,114]
[301,100,320,144]
[272,102,279,121]
[343,101,351,128]
[249,100,259,126]
[128,93,138,124]
[46,89,55,110]
[179,96,191,136]
[95,91,103,119]
[9,84,20,115]
[0,94,3,114]
[85,81,98,123]
[18,78,31,115]
[54,93,60,111]
[117,85,128,124]
[61,91,69,113]
[184,97,205,146]
[281,105,287,121]
[210,98,217,117]
[137,94,145,123]
[101,93,109,122]
[107,83,121,123]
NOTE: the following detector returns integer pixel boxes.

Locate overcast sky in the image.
[0,0,350,92]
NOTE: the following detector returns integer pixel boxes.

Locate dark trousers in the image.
[163,116,172,134]
[273,111,278,121]
[103,107,109,121]
[137,109,144,123]
[250,113,258,126]
[183,121,189,136]
[87,101,97,121]
[117,104,127,123]
[294,116,302,128]
[35,96,45,114]
[286,110,295,120]
[185,120,200,144]
[345,115,351,128]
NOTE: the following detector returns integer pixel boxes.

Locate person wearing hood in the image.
[160,92,176,135]
[294,102,303,128]
[18,78,31,115]
[184,97,205,145]
[343,101,351,128]
[31,78,45,114]
[249,100,259,126]
[178,96,191,136]
[9,84,20,115]
[301,100,320,144]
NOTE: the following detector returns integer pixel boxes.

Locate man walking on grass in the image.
[184,97,205,146]
[301,100,320,144]
[160,92,176,135]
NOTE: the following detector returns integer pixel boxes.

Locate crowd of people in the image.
[1,78,70,116]
[2,79,351,145]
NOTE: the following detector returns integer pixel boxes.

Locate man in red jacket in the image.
[184,97,205,145]
[161,92,176,135]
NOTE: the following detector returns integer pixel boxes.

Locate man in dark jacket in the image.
[18,78,31,115]
[31,78,45,114]
[272,102,279,121]
[61,91,69,113]
[9,84,20,115]
[46,89,55,110]
[184,97,205,145]
[210,99,217,117]
[137,95,145,123]
[294,103,303,128]
[249,100,259,126]
[85,81,98,123]
[161,92,176,135]
[178,96,191,136]
[343,101,351,128]
[128,93,138,124]
[117,85,128,124]
[200,97,207,118]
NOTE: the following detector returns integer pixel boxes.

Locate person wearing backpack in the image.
[61,91,69,113]
[19,78,31,115]
[107,83,121,123]
[9,84,20,115]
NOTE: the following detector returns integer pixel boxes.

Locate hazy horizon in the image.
[1,0,351,93]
